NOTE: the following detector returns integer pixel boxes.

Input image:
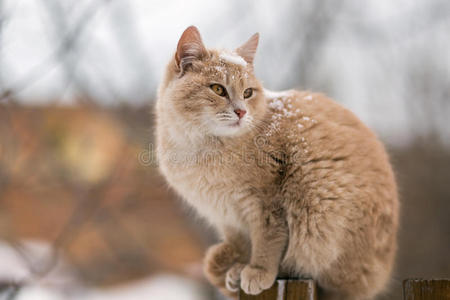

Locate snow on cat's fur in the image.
[155,26,399,300]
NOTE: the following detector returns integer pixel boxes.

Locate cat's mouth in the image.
[211,118,247,136]
[230,120,241,127]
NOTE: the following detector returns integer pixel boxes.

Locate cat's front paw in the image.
[225,263,245,292]
[240,265,277,295]
[203,243,239,286]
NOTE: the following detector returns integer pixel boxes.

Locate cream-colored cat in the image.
[155,26,399,300]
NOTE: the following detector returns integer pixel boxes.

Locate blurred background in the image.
[0,0,449,299]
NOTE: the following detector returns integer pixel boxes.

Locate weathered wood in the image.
[403,279,450,300]
[285,280,317,300]
[239,280,279,300]
[239,279,317,300]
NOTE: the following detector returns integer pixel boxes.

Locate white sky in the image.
[1,0,449,146]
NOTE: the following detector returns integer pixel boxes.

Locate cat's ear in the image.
[236,33,259,64]
[175,26,208,73]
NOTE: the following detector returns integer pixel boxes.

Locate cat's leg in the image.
[238,200,288,295]
[203,227,250,298]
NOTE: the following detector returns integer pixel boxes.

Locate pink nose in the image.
[234,109,247,119]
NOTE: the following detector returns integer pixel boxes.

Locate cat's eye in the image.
[243,88,253,99]
[210,84,227,97]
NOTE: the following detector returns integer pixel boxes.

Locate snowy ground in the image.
[0,240,209,300]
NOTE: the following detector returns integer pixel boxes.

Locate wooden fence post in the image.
[403,279,450,300]
[239,279,317,300]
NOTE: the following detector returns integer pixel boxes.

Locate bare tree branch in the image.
[0,0,114,102]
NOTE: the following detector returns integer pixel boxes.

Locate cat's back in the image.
[264,89,398,212]
[295,90,394,179]
[265,90,373,142]
[265,90,394,175]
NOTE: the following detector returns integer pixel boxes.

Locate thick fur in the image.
[155,26,399,300]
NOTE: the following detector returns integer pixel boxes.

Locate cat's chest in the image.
[160,149,248,226]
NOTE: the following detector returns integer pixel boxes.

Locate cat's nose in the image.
[234,109,247,119]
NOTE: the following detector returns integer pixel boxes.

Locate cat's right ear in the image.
[236,33,259,65]
[175,26,208,75]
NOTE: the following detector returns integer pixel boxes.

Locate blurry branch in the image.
[279,0,450,88]
[404,54,450,144]
[0,281,21,300]
[109,1,156,102]
[38,145,132,279]
[1,144,137,293]
[0,0,114,102]
[276,0,343,90]
[41,0,97,104]
[349,0,450,46]
[0,0,5,93]
[296,0,342,87]
[95,206,161,273]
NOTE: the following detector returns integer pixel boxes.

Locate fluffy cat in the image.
[155,26,399,300]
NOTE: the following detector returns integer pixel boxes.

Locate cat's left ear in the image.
[236,33,259,64]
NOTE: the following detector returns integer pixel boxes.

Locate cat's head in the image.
[158,26,267,138]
